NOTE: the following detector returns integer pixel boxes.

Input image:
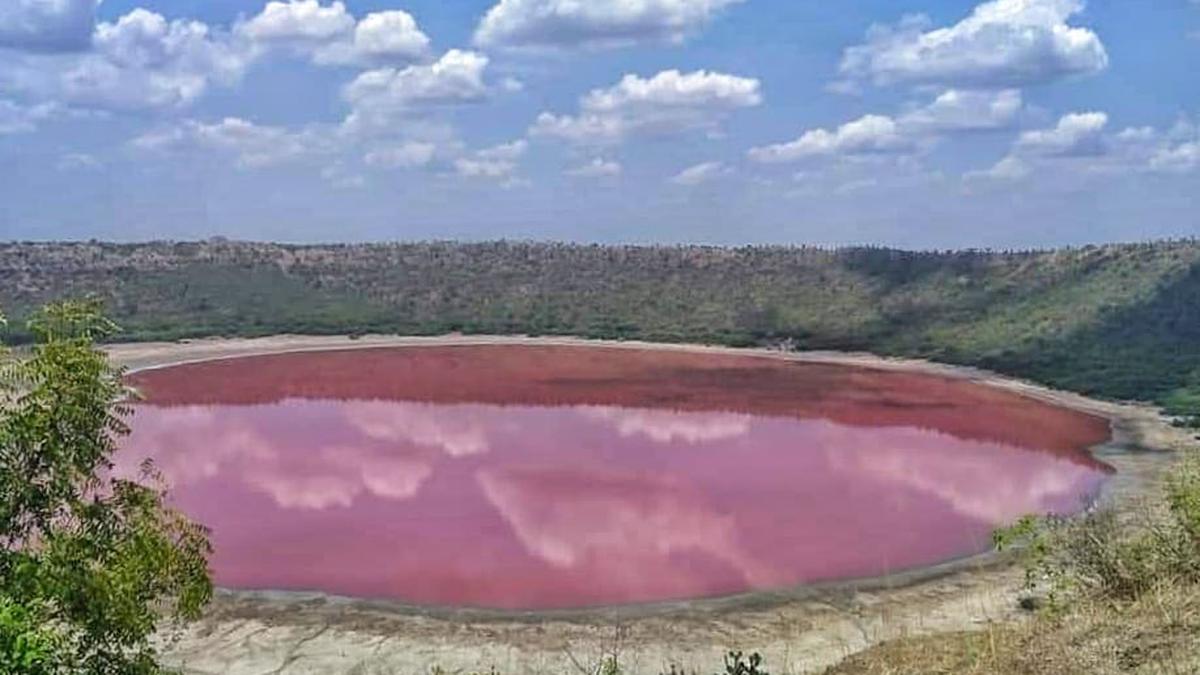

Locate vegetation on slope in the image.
[4,239,1200,416]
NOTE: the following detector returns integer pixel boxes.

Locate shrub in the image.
[0,301,213,673]
[996,452,1200,609]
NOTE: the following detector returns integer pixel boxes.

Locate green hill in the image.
[3,239,1200,418]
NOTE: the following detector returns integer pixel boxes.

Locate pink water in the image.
[120,345,1113,610]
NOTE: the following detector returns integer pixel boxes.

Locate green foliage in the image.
[0,300,213,674]
[5,240,1200,414]
[0,597,64,675]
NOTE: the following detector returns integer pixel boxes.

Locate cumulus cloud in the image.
[473,0,745,50]
[1016,111,1108,157]
[897,88,1023,133]
[1134,120,1200,174]
[455,139,527,180]
[964,155,1031,182]
[531,69,761,145]
[566,157,622,178]
[133,117,331,168]
[963,113,1108,185]
[1151,141,1200,174]
[236,1,431,67]
[670,160,728,185]
[321,10,431,65]
[748,114,913,163]
[0,2,434,117]
[583,69,761,111]
[0,99,59,134]
[0,0,98,52]
[236,0,355,43]
[838,0,1108,88]
[364,141,437,169]
[1,8,254,111]
[320,161,366,189]
[965,114,1200,184]
[342,49,490,132]
[749,89,1022,164]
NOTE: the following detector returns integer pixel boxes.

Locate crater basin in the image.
[119,345,1113,610]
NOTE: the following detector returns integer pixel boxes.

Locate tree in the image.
[0,301,212,674]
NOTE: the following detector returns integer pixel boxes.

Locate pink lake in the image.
[119,345,1113,610]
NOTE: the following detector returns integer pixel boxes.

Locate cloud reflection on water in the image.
[115,378,1111,607]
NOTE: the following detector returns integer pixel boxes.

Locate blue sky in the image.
[0,0,1196,247]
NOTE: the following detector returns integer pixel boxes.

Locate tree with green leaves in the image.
[0,301,212,674]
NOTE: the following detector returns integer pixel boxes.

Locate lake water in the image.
[120,345,1112,610]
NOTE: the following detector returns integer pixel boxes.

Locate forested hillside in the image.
[3,239,1200,416]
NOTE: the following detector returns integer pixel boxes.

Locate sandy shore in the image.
[105,335,1186,675]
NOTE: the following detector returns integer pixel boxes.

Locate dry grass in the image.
[828,451,1200,675]
[827,580,1200,674]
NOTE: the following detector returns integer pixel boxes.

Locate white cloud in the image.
[1150,141,1199,173]
[1138,119,1200,174]
[327,11,431,64]
[670,160,728,185]
[473,0,744,50]
[0,0,98,52]
[1,8,255,111]
[1016,111,1108,157]
[0,99,58,134]
[454,158,515,178]
[748,114,913,163]
[749,88,1021,165]
[965,114,1200,183]
[343,49,490,130]
[530,112,626,145]
[320,161,366,188]
[531,69,761,145]
[566,157,622,178]
[583,69,761,111]
[133,117,330,169]
[236,1,431,67]
[964,155,1031,182]
[364,142,437,169]
[236,0,354,43]
[455,139,528,180]
[476,139,528,161]
[898,88,1023,133]
[838,0,1108,88]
